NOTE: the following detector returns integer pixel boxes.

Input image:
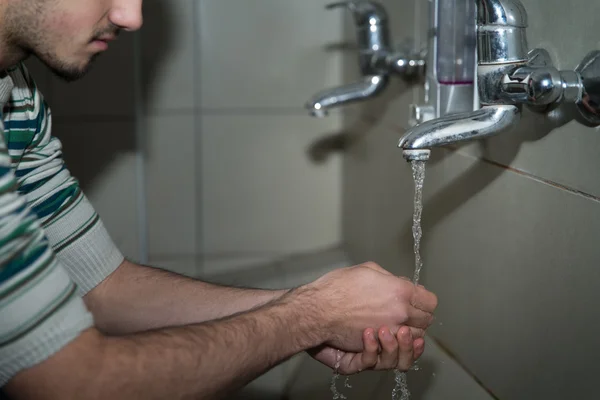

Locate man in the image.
[0,0,438,398]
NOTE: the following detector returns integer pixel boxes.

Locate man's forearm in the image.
[85,260,288,334]
[7,289,326,400]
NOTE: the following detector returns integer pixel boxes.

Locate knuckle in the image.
[366,356,377,368]
[362,261,379,269]
[396,281,413,299]
[384,341,398,354]
[427,314,435,327]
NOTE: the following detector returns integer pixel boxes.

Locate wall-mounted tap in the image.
[399,0,600,161]
[306,1,425,117]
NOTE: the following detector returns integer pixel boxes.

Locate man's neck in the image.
[0,41,27,71]
[0,4,28,72]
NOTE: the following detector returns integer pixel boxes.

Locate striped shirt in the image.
[0,63,124,386]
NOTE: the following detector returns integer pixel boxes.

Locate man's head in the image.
[1,0,143,81]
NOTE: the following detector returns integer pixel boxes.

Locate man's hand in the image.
[309,326,425,373]
[300,261,437,353]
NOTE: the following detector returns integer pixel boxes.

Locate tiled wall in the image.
[343,0,600,399]
[28,0,344,280]
[196,0,344,277]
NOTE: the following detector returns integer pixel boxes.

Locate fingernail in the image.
[380,329,390,340]
[367,330,375,340]
[401,329,411,341]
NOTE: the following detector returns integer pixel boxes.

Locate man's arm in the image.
[6,266,437,400]
[85,259,288,334]
[6,289,323,400]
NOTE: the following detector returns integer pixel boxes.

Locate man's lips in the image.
[91,35,117,51]
[95,35,116,42]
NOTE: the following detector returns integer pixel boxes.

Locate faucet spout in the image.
[398,105,520,153]
[305,75,387,117]
[397,0,533,161]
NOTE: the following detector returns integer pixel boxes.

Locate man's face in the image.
[3,0,143,81]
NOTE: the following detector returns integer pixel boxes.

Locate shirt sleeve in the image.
[0,116,94,387]
[6,65,124,295]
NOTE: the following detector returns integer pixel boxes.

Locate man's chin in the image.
[44,55,99,82]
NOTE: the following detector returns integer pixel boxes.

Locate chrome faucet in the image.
[306,1,425,117]
[399,0,600,161]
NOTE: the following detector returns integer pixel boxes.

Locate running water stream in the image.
[391,160,427,400]
[330,160,427,400]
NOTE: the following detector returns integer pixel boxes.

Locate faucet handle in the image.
[575,50,600,126]
[501,67,565,106]
[326,0,391,76]
[325,1,356,10]
[497,48,590,112]
[325,1,388,26]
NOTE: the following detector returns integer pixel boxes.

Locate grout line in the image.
[51,106,339,120]
[143,108,196,116]
[451,147,600,204]
[355,113,600,204]
[193,0,203,276]
[199,107,344,116]
[429,336,502,400]
[51,108,196,122]
[52,115,136,123]
[133,30,149,264]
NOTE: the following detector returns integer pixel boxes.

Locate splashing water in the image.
[392,370,411,400]
[392,160,427,400]
[330,350,347,399]
[330,374,346,399]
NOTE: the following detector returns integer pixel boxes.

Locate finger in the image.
[397,327,414,371]
[376,326,399,370]
[413,338,425,361]
[389,326,423,340]
[406,306,434,329]
[361,261,393,276]
[308,345,339,369]
[409,327,425,339]
[338,351,360,375]
[344,328,378,374]
[410,285,438,313]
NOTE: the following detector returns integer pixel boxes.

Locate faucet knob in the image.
[326,1,388,26]
[575,50,600,126]
[326,0,391,59]
[493,48,600,127]
[501,66,565,106]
